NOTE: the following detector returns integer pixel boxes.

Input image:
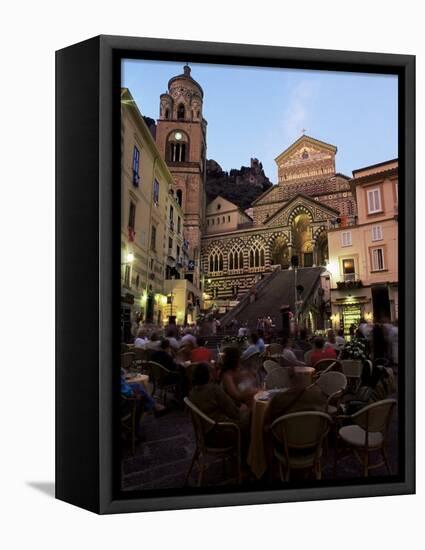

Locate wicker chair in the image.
[313,359,342,377]
[121,352,135,371]
[340,359,363,392]
[184,397,241,487]
[271,411,332,481]
[263,359,280,375]
[268,343,283,356]
[335,398,396,477]
[315,371,347,415]
[146,360,180,405]
[265,367,291,389]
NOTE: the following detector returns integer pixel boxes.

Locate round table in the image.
[247,389,289,479]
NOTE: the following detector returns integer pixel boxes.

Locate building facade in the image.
[201,135,358,305]
[155,65,207,290]
[327,160,398,334]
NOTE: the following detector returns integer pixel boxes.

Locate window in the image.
[372,225,383,241]
[222,216,225,223]
[153,179,159,205]
[228,215,230,222]
[176,245,180,261]
[128,201,136,231]
[165,108,169,119]
[168,132,188,163]
[208,250,223,273]
[341,231,352,247]
[177,216,181,234]
[176,189,183,206]
[132,146,140,186]
[217,217,220,224]
[169,205,174,229]
[177,103,185,120]
[150,226,156,251]
[168,237,173,251]
[342,258,355,282]
[124,264,131,287]
[367,188,382,214]
[371,247,385,271]
[135,274,140,289]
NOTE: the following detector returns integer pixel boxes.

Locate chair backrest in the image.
[263,359,280,374]
[316,371,347,398]
[271,411,332,451]
[121,352,135,370]
[268,343,283,355]
[147,360,172,386]
[304,349,313,364]
[351,398,397,434]
[313,359,342,375]
[341,359,363,378]
[184,397,216,451]
[265,367,291,389]
[133,347,148,361]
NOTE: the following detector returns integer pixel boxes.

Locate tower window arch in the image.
[176,189,183,206]
[168,131,189,163]
[177,103,185,120]
[165,108,170,119]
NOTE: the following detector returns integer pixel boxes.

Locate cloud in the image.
[281,79,320,143]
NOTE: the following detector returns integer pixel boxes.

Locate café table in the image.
[247,389,288,479]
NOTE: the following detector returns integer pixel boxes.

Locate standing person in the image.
[131,314,141,339]
[325,330,337,350]
[335,328,346,350]
[295,328,312,354]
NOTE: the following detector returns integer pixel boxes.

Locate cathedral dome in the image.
[168,65,204,99]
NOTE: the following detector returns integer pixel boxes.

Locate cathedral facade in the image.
[201,134,357,303]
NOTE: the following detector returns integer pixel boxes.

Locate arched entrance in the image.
[315,231,329,266]
[270,236,290,268]
[292,212,313,267]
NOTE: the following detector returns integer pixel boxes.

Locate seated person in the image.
[151,339,180,371]
[280,336,306,366]
[256,329,266,354]
[180,329,197,348]
[241,333,260,361]
[190,336,213,363]
[263,373,327,462]
[189,363,250,449]
[221,346,257,408]
[144,331,161,351]
[165,326,180,351]
[120,371,166,440]
[295,328,312,353]
[309,337,337,367]
[134,328,148,348]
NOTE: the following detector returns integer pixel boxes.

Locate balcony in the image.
[328,215,357,230]
[336,276,363,290]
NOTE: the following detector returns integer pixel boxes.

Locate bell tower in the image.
[155,65,207,288]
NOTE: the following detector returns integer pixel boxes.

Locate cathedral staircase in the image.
[220,266,324,331]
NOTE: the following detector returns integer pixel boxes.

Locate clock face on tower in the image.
[174,132,183,141]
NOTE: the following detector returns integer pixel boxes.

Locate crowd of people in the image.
[121,316,398,479]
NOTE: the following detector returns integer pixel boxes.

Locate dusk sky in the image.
[122,59,398,183]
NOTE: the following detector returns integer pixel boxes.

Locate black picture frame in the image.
[56,35,415,514]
